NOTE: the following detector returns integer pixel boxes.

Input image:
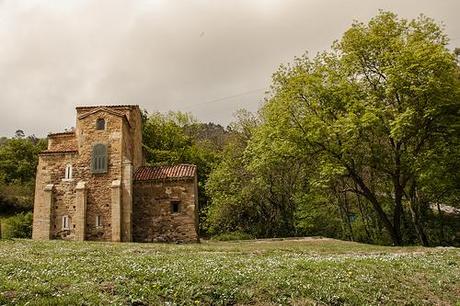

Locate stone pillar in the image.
[111,180,121,242]
[75,181,87,241]
[32,184,54,240]
[122,162,133,242]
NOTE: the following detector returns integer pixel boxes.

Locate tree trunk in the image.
[393,182,404,245]
[408,181,429,246]
[437,202,446,245]
[392,145,404,245]
[342,189,355,241]
[348,169,401,245]
[356,191,372,242]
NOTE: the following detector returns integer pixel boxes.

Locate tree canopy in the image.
[206,11,460,245]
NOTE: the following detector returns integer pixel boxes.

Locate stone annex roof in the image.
[134,164,197,181]
[48,131,75,137]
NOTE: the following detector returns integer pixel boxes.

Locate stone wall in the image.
[133,178,198,242]
[33,105,200,244]
[32,152,79,240]
[48,134,77,151]
[75,111,125,241]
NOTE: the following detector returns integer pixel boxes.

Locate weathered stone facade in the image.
[32,105,199,243]
[133,177,199,242]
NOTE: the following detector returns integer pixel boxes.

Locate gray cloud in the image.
[0,0,459,137]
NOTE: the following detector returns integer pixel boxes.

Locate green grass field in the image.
[0,238,459,305]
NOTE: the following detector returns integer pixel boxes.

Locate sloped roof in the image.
[48,131,75,137]
[77,106,127,119]
[134,164,197,181]
[77,106,132,128]
[76,105,139,109]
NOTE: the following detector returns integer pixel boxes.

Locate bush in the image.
[0,181,35,215]
[211,231,254,241]
[1,212,33,239]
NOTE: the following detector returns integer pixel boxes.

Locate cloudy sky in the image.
[0,0,459,137]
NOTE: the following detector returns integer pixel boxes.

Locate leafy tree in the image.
[251,12,460,245]
[0,137,46,184]
[0,133,46,215]
[205,110,262,235]
[142,111,225,235]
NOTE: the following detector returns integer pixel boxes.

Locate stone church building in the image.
[32,105,199,243]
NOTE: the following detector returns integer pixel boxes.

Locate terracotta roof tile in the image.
[134,164,196,181]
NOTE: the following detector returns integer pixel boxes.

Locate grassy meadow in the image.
[0,238,459,305]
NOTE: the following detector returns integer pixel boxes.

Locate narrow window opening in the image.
[96,215,102,227]
[171,201,180,214]
[96,118,105,130]
[64,164,72,179]
[62,215,70,230]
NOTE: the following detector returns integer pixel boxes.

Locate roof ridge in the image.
[76,105,139,109]
[48,131,75,137]
[134,164,197,181]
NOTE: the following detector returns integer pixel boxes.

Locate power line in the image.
[184,87,268,110]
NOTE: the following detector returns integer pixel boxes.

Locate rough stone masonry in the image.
[32,105,199,242]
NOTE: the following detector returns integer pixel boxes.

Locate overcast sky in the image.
[0,0,459,137]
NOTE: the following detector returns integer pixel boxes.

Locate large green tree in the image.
[0,133,47,214]
[252,12,460,245]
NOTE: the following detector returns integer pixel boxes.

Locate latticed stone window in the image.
[96,118,105,130]
[91,144,107,173]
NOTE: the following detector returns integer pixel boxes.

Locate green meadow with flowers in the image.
[0,238,459,305]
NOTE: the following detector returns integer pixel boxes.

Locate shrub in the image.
[211,231,254,241]
[1,212,33,239]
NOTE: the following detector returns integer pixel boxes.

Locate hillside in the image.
[0,238,459,305]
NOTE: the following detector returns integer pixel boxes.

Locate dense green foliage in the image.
[141,111,227,235]
[0,239,458,305]
[0,212,33,239]
[0,133,46,216]
[1,12,459,246]
[205,12,460,245]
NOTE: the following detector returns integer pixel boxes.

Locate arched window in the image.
[96,118,105,130]
[91,144,108,173]
[64,164,72,180]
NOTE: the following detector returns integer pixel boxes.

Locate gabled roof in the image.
[134,164,197,181]
[76,105,139,110]
[77,106,131,127]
